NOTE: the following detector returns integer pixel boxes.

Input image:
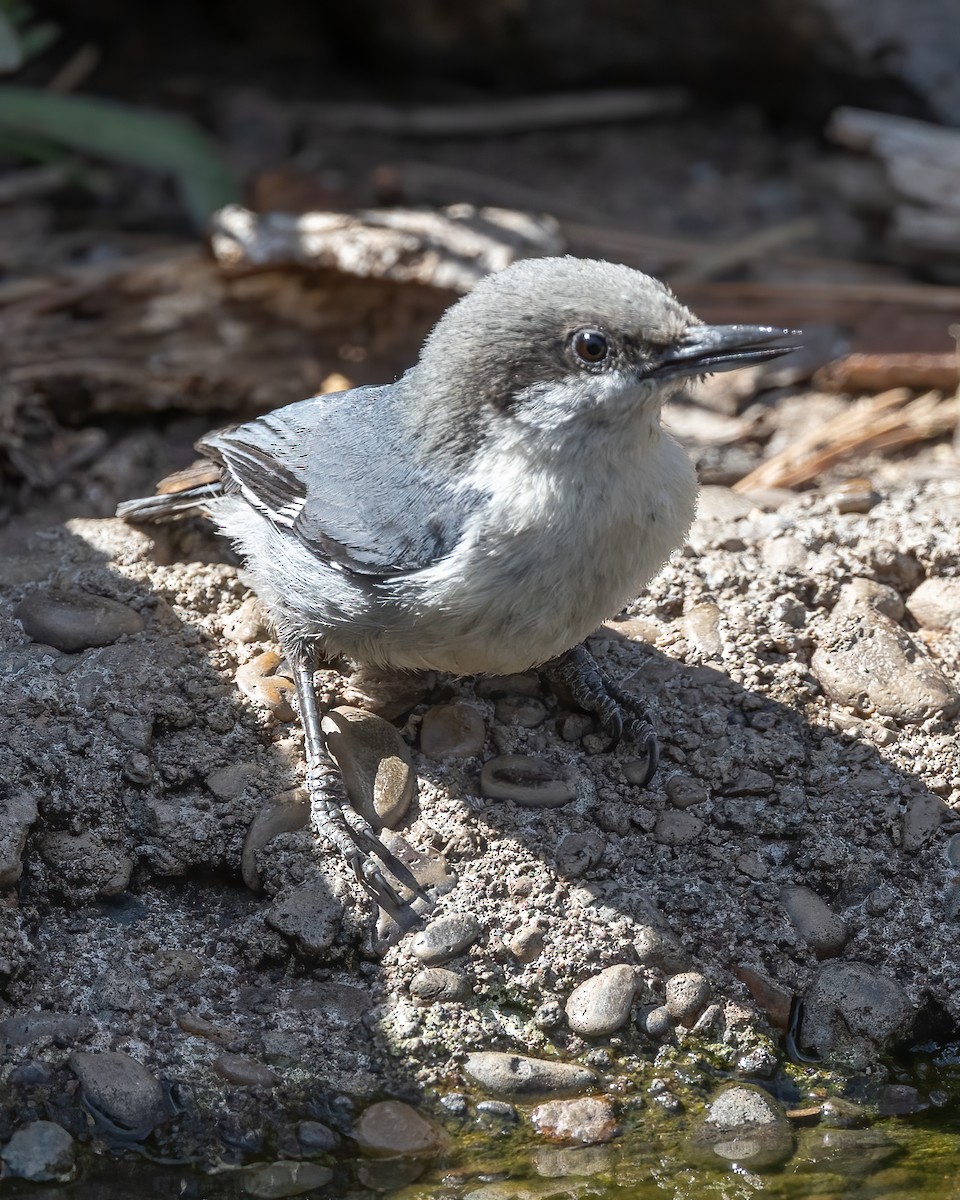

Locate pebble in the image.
[0,1121,76,1182]
[565,965,636,1037]
[653,810,704,845]
[634,926,689,973]
[495,695,548,728]
[265,877,344,955]
[639,1005,674,1039]
[322,706,415,829]
[16,587,145,653]
[801,961,914,1067]
[0,790,38,886]
[235,652,296,721]
[419,703,486,758]
[411,912,482,965]
[475,1100,518,1127]
[877,1084,928,1116]
[733,964,792,1030]
[947,833,960,868]
[901,791,945,853]
[693,1085,794,1170]
[1,1011,93,1046]
[560,713,594,742]
[780,885,848,958]
[296,1120,340,1152]
[529,1097,618,1146]
[828,478,880,515]
[463,1052,597,1097]
[242,1162,333,1198]
[725,768,774,796]
[223,596,268,644]
[555,831,605,877]
[505,923,545,963]
[409,967,467,1004]
[683,603,723,657]
[213,1054,278,1088]
[820,1097,869,1129]
[664,775,709,809]
[351,1099,449,1158]
[241,788,310,891]
[39,829,132,898]
[205,762,259,800]
[664,972,711,1025]
[834,577,904,621]
[812,609,959,722]
[475,673,541,698]
[68,1051,168,1138]
[178,1012,237,1043]
[906,577,960,630]
[480,755,578,807]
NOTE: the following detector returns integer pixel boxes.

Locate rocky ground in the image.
[1,467,958,1193]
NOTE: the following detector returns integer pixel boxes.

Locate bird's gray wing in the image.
[199,385,475,577]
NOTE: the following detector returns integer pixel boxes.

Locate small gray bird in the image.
[118,256,798,919]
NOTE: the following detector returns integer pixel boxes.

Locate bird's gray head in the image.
[407,256,798,454]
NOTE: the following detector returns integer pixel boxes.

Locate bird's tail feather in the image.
[116,481,222,524]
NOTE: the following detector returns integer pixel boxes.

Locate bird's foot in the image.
[306,756,425,929]
[542,643,659,786]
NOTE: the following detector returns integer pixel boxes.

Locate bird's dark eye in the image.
[572,329,610,365]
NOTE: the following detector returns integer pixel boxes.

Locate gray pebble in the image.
[565,964,636,1037]
[555,831,605,878]
[0,790,38,887]
[634,925,688,973]
[419,703,485,759]
[480,755,578,807]
[409,967,467,1003]
[505,923,545,963]
[664,972,711,1025]
[464,1051,596,1097]
[639,1005,674,1039]
[530,1097,618,1146]
[322,706,415,830]
[725,768,775,796]
[495,695,548,728]
[242,1161,333,1198]
[901,792,945,853]
[653,810,704,845]
[905,577,960,630]
[16,587,144,653]
[947,833,960,868]
[834,577,904,621]
[780,885,848,958]
[820,1097,869,1129]
[214,1054,278,1088]
[560,713,594,741]
[205,762,259,800]
[297,1119,339,1152]
[812,609,959,722]
[665,775,709,808]
[351,1099,449,1157]
[476,1100,519,1126]
[1,1011,93,1047]
[69,1051,168,1138]
[801,961,914,1068]
[693,1085,794,1170]
[1,1121,75,1182]
[411,912,482,965]
[266,877,344,955]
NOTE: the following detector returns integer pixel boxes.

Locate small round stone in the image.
[351,1099,449,1158]
[555,831,605,878]
[235,652,296,721]
[905,577,960,630]
[68,1051,167,1138]
[265,877,344,956]
[706,1085,787,1130]
[565,964,636,1038]
[634,926,688,973]
[639,1005,674,1039]
[419,703,486,759]
[480,755,578,807]
[411,913,482,965]
[664,972,711,1025]
[409,967,468,1003]
[213,1054,278,1088]
[530,1097,618,1146]
[665,775,709,808]
[322,706,415,829]
[242,1161,333,1198]
[653,810,704,845]
[17,588,144,653]
[0,1121,75,1182]
[463,1052,596,1097]
[505,923,545,963]
[780,885,848,958]
[495,695,548,728]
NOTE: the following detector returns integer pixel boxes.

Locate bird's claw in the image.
[542,643,660,786]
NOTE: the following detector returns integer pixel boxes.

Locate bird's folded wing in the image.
[199,386,472,577]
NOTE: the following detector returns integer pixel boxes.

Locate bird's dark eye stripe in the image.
[572,329,610,365]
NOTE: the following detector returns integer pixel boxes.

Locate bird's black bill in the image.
[649,324,803,381]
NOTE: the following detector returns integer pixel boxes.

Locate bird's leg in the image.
[541,643,659,786]
[288,650,423,925]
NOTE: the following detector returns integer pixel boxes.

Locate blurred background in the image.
[0,0,958,526]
